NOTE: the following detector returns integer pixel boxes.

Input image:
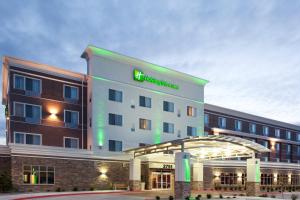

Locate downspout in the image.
[81,78,84,149]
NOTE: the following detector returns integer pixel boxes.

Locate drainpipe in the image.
[81,78,84,149]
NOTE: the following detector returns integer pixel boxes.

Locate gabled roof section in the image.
[81,45,209,86]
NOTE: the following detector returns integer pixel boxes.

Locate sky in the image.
[0,0,299,144]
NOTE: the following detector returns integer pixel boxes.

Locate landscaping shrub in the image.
[195,194,201,200]
[56,187,61,192]
[169,196,174,200]
[219,194,223,198]
[0,172,12,192]
[156,196,160,200]
[207,194,212,199]
[72,187,78,191]
[291,194,298,200]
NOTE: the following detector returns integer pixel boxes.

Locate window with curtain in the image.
[64,137,79,148]
[139,118,151,130]
[187,126,197,136]
[139,96,151,108]
[64,85,78,100]
[109,89,123,102]
[25,78,41,93]
[64,110,79,128]
[108,140,122,152]
[15,132,41,145]
[163,101,174,112]
[163,122,174,133]
[25,104,41,123]
[14,102,25,117]
[14,75,25,90]
[108,113,123,126]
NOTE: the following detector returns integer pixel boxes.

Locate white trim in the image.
[63,137,79,149]
[63,84,79,100]
[13,73,42,94]
[10,68,86,87]
[63,109,80,125]
[14,131,42,146]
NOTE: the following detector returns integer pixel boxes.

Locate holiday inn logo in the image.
[133,69,179,90]
[133,69,145,82]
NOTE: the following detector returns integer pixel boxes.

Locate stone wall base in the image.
[192,181,203,191]
[246,182,260,196]
[175,181,191,199]
[129,180,141,191]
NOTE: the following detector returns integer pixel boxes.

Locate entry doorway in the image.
[151,172,171,190]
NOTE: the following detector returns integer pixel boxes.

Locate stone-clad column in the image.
[129,158,141,191]
[246,158,261,196]
[192,162,203,190]
[175,152,191,199]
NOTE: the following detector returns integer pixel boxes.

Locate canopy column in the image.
[129,158,141,191]
[192,162,204,190]
[175,152,191,199]
[246,158,261,196]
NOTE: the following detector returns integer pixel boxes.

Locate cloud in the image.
[0,0,299,127]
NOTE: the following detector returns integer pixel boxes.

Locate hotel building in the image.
[0,46,299,197]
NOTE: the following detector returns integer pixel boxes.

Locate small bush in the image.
[291,194,299,200]
[90,187,94,191]
[72,187,78,191]
[271,195,276,198]
[156,196,160,200]
[196,194,202,200]
[169,196,174,200]
[0,172,12,192]
[219,194,223,198]
[185,196,190,200]
[259,194,268,197]
[56,187,61,192]
[207,194,212,199]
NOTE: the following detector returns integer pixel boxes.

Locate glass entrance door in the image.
[152,172,171,190]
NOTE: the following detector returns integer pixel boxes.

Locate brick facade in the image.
[10,156,129,192]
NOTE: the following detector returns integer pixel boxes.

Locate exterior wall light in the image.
[273,173,278,183]
[48,107,59,120]
[99,167,108,179]
[237,172,242,182]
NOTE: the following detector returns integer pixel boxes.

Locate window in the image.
[263,126,269,136]
[235,120,242,131]
[64,85,78,101]
[108,140,122,152]
[277,174,288,185]
[297,146,300,156]
[275,143,280,152]
[14,102,41,123]
[261,174,273,185]
[23,165,54,185]
[14,75,41,94]
[163,122,174,134]
[163,101,174,112]
[218,117,226,128]
[292,175,300,185]
[220,173,238,185]
[64,137,79,149]
[108,113,122,126]
[275,129,280,138]
[262,140,268,148]
[109,89,122,102]
[298,134,300,142]
[139,118,151,130]
[204,114,209,126]
[187,126,197,136]
[287,144,291,154]
[14,132,41,145]
[64,110,79,128]
[187,106,197,117]
[286,131,291,140]
[249,123,256,134]
[139,96,151,108]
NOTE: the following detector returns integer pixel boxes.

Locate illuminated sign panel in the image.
[133,69,179,90]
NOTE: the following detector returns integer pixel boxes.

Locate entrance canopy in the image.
[125,135,270,160]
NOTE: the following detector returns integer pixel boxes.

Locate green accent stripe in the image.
[184,158,191,182]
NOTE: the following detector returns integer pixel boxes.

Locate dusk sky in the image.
[0,0,299,144]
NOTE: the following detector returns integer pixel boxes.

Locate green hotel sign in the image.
[133,69,179,90]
